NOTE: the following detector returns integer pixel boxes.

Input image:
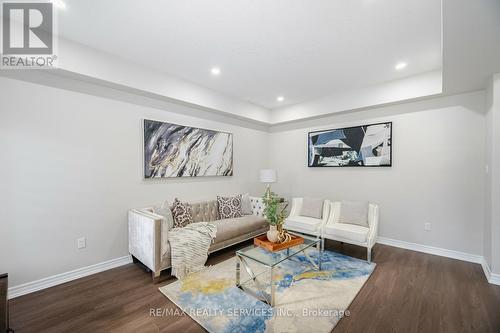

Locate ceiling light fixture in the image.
[277,96,285,102]
[210,67,221,76]
[52,0,66,9]
[395,62,407,70]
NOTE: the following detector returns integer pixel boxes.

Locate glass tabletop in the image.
[236,237,320,268]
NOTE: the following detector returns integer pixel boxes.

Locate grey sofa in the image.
[128,196,267,280]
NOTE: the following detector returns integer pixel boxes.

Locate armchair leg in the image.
[152,270,161,284]
[367,247,372,263]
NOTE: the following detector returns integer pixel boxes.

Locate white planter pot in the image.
[267,225,279,243]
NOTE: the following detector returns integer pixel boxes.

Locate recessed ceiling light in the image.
[52,0,66,9]
[395,62,407,70]
[210,67,221,76]
[277,96,285,102]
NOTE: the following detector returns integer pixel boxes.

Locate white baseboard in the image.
[490,274,500,285]
[480,257,500,286]
[8,255,133,299]
[377,237,500,286]
[481,257,492,283]
[377,237,483,263]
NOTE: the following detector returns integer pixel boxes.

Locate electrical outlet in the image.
[424,223,432,231]
[77,237,86,249]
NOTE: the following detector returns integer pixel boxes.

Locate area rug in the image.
[159,249,375,333]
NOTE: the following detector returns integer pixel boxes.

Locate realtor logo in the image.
[1,1,58,68]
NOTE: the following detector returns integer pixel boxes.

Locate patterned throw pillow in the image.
[217,195,243,219]
[250,197,265,216]
[171,198,193,228]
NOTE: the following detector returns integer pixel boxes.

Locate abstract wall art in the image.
[144,119,233,178]
[308,122,392,167]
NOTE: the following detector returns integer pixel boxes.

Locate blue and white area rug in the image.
[159,249,375,333]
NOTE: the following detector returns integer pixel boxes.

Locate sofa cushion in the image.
[300,198,324,219]
[339,201,369,227]
[190,200,219,223]
[217,195,243,219]
[212,215,267,244]
[171,198,193,228]
[324,223,369,243]
[284,216,322,232]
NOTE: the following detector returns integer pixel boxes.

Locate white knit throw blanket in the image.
[168,222,217,279]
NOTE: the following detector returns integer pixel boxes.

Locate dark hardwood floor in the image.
[1,274,8,332]
[10,241,500,333]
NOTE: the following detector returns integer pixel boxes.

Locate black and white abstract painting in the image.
[308,122,392,167]
[144,119,233,178]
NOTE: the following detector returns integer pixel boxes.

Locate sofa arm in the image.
[128,209,162,272]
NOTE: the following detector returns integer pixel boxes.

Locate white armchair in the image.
[323,201,379,262]
[283,198,330,247]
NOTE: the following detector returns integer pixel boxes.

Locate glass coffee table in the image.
[235,234,322,306]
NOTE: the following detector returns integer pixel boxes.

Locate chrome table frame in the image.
[235,233,322,307]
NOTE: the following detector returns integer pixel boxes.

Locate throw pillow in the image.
[217,194,243,219]
[152,204,174,257]
[250,196,265,216]
[241,193,252,215]
[300,198,324,219]
[152,205,174,230]
[171,198,193,228]
[339,201,369,227]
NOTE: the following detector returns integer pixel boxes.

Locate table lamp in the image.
[260,169,277,199]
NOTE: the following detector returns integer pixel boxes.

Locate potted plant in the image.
[262,191,289,243]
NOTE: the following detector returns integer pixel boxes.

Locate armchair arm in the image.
[288,198,303,217]
[367,204,379,248]
[128,209,162,272]
[324,201,341,225]
[319,200,331,230]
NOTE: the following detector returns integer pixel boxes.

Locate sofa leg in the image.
[152,270,161,283]
[367,247,372,263]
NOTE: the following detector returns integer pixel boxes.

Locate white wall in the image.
[269,91,487,256]
[485,79,494,269]
[0,76,269,287]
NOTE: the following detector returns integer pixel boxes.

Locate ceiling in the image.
[57,0,442,109]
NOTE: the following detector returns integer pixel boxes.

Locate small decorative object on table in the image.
[254,234,304,252]
[262,190,292,244]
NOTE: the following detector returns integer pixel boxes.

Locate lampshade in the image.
[260,169,277,183]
